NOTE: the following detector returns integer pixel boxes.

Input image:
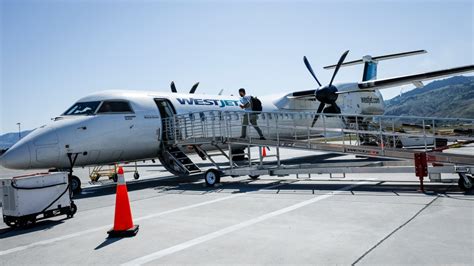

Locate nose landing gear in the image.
[67,153,82,194]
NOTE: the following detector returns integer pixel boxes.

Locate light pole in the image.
[16,122,21,140]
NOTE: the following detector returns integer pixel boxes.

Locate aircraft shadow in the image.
[73,153,467,200]
[75,175,204,200]
[193,153,399,168]
[76,172,471,203]
[155,178,467,196]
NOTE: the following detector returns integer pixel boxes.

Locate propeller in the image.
[170,81,200,94]
[189,82,199,94]
[170,81,177,93]
[303,56,322,87]
[303,50,349,127]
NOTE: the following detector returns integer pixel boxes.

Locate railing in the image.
[163,110,474,151]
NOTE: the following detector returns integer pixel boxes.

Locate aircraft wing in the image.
[356,65,474,91]
[288,64,473,97]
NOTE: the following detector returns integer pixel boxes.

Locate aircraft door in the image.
[154,99,177,140]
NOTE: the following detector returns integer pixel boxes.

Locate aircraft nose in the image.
[0,142,32,169]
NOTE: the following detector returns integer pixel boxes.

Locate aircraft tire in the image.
[67,202,77,218]
[133,172,140,180]
[204,169,220,187]
[71,175,82,194]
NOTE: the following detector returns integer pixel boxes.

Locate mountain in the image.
[0,130,33,150]
[384,75,474,118]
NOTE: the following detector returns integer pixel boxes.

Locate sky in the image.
[1,0,473,133]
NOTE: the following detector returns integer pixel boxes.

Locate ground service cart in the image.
[2,172,77,228]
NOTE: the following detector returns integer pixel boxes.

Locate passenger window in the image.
[97,101,134,114]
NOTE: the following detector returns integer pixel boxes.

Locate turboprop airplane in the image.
[1,49,473,192]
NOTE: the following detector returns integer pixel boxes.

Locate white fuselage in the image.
[0,85,385,170]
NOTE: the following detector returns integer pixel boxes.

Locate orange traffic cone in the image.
[262,147,267,157]
[107,167,139,237]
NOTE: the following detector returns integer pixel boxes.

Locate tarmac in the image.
[0,148,473,265]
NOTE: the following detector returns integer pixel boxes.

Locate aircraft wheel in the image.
[29,216,37,226]
[249,175,260,180]
[4,217,14,227]
[16,218,28,228]
[71,175,82,194]
[458,175,473,191]
[67,202,77,218]
[112,173,118,182]
[133,172,140,180]
[204,169,220,187]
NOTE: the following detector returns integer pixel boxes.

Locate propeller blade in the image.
[329,103,341,114]
[328,50,349,87]
[170,81,177,93]
[189,82,199,94]
[311,102,326,127]
[303,56,322,87]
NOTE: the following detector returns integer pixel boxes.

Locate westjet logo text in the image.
[176,98,239,108]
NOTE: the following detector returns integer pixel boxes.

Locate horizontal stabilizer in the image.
[357,65,474,90]
[323,50,427,69]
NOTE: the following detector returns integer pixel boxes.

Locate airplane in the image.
[1,49,473,193]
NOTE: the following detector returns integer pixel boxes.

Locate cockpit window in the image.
[63,101,101,116]
[97,101,134,114]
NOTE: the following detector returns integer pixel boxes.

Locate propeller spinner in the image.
[303,50,349,126]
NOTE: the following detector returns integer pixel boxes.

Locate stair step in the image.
[188,170,201,174]
[164,146,201,173]
[206,153,225,157]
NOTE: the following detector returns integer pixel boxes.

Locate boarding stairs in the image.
[157,145,201,176]
[162,110,474,189]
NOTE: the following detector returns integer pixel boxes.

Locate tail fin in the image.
[323,50,427,81]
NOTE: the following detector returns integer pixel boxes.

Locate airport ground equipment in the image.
[89,164,118,182]
[2,172,77,228]
[157,145,201,176]
[89,162,140,183]
[162,110,474,190]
